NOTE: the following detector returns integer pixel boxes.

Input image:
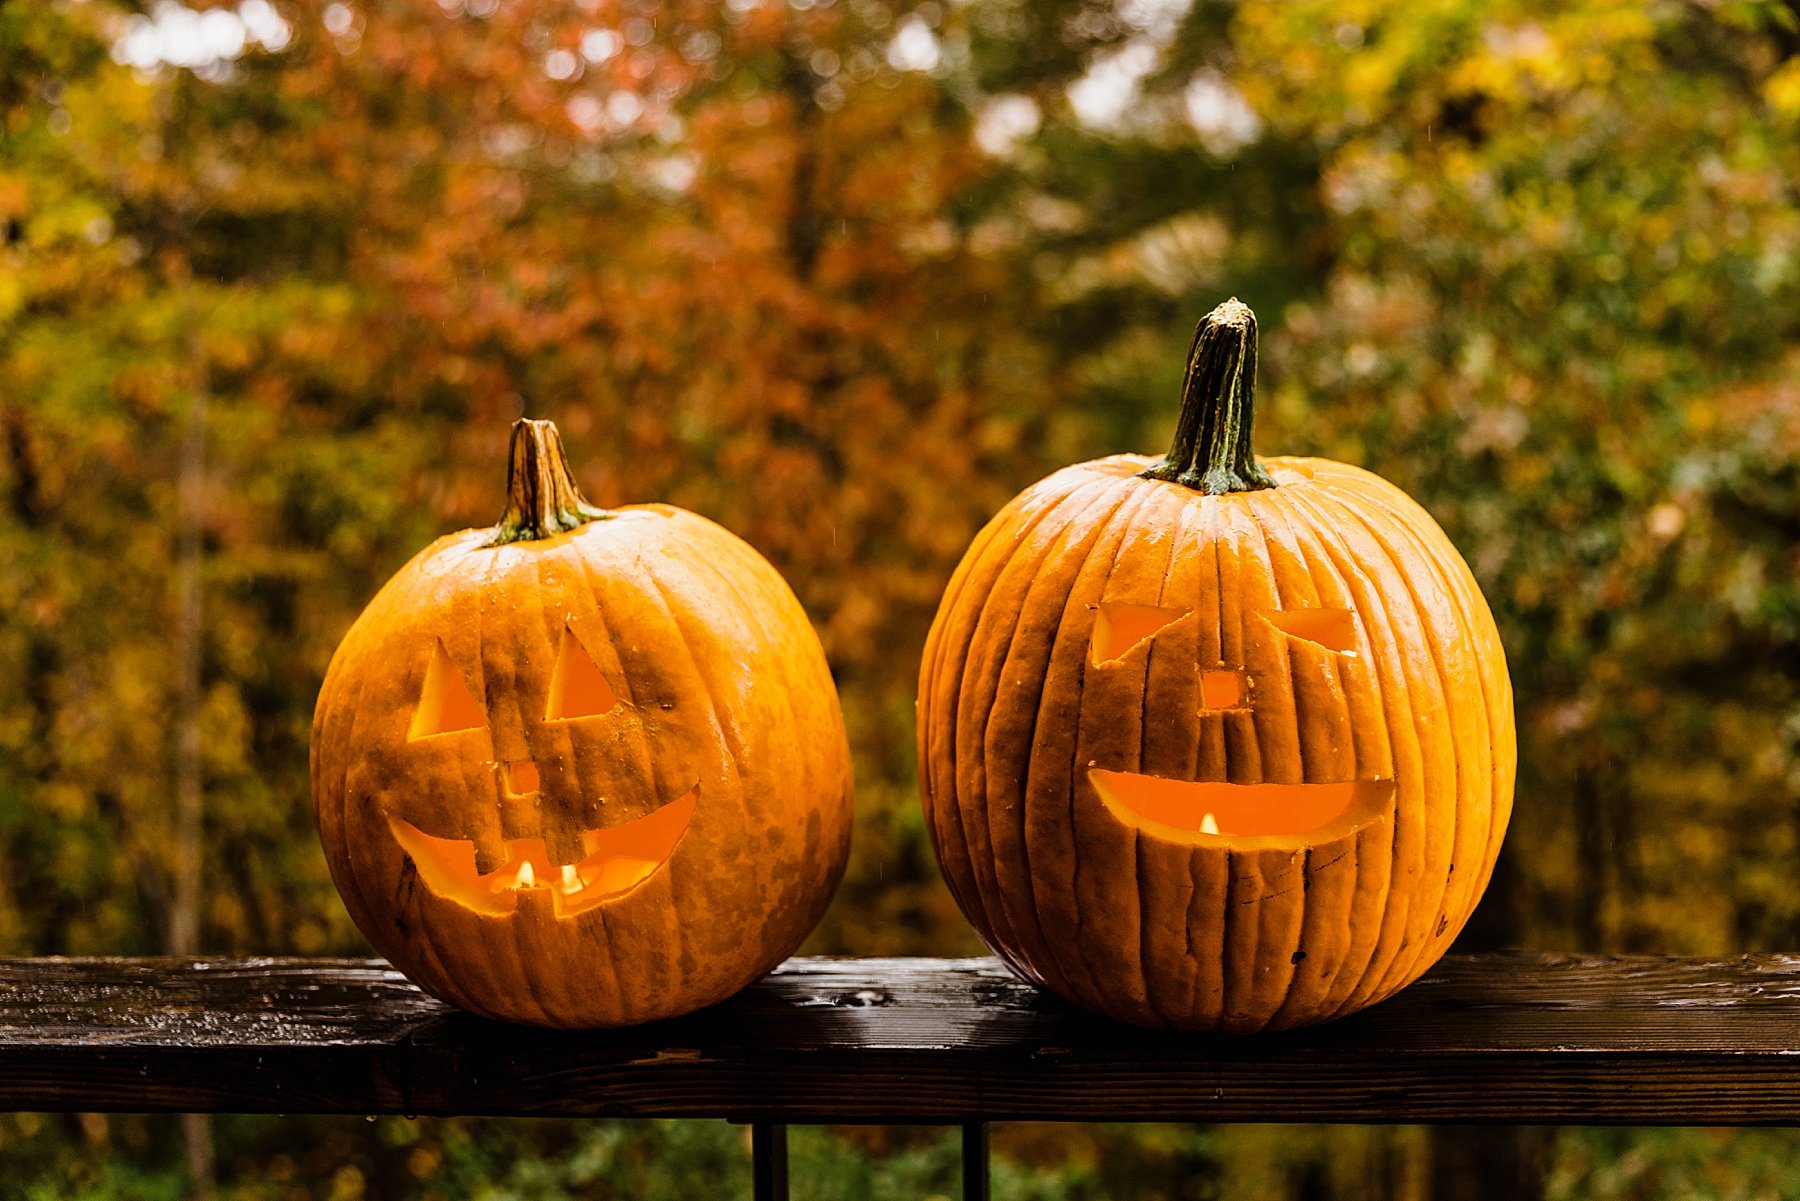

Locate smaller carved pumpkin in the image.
[313,419,854,1027]
[918,299,1514,1032]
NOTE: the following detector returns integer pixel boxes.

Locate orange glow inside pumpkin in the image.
[1090,769,1394,840]
[409,639,487,741]
[504,758,541,796]
[1261,607,1358,654]
[546,625,617,720]
[389,789,697,918]
[1091,601,1189,664]
[1199,669,1247,709]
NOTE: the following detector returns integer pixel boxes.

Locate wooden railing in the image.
[3,953,1799,1198]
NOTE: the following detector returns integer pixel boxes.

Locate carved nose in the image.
[504,759,541,796]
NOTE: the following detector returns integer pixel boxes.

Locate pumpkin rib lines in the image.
[1270,485,1378,1025]
[416,552,520,1019]
[571,547,670,1024]
[1140,490,1216,1025]
[933,482,1082,963]
[1333,490,1495,994]
[1226,501,1289,1029]
[1185,492,1230,1028]
[1251,489,1356,1027]
[1246,493,1310,1026]
[1277,485,1412,1024]
[962,473,1123,974]
[400,561,489,1013]
[485,548,558,1026]
[680,536,828,993]
[1012,474,1146,1008]
[1123,485,1187,1027]
[1291,484,1447,1020]
[1343,499,1468,1001]
[1348,483,1513,934]
[644,567,754,1017]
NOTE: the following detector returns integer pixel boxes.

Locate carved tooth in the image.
[471,837,506,876]
[1200,812,1220,835]
[545,824,590,868]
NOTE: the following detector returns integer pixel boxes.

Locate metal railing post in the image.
[962,1122,990,1201]
[752,1121,789,1201]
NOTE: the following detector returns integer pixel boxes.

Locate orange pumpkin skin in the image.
[313,421,853,1027]
[918,301,1513,1032]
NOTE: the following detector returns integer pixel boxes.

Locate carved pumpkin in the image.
[313,419,854,1027]
[918,300,1513,1032]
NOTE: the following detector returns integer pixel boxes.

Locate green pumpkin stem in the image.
[488,418,610,545]
[1139,298,1278,495]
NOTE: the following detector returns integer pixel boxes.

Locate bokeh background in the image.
[5,0,1800,1196]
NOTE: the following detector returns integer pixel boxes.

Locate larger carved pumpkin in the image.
[918,300,1513,1032]
[313,419,853,1027]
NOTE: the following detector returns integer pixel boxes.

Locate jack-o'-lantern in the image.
[313,419,854,1028]
[917,299,1513,1032]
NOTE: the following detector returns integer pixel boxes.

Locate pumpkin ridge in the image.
[996,475,1149,1006]
[333,559,445,956]
[1232,484,1396,1026]
[1274,486,1414,1024]
[1325,492,1474,1005]
[476,546,564,1026]
[1330,490,1483,1010]
[637,532,848,993]
[567,547,666,858]
[1235,494,1330,1023]
[918,508,1017,945]
[1252,486,1372,1027]
[1327,480,1515,878]
[1318,485,1503,1003]
[951,474,1126,985]
[634,566,744,1007]
[1280,483,1441,1023]
[1117,485,1198,1026]
[1129,498,1199,1028]
[1062,480,1177,1021]
[679,535,855,973]
[1285,489,1392,1024]
[526,548,619,1025]
[1178,491,1231,1024]
[1332,482,1512,853]
[1219,504,1283,1029]
[931,476,1108,952]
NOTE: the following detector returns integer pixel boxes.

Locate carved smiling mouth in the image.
[390,789,697,919]
[1090,769,1394,842]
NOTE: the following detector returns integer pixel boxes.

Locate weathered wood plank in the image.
[1,954,1799,1124]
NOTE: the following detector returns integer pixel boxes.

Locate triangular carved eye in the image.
[409,639,487,740]
[1261,608,1358,655]
[1091,602,1190,665]
[546,625,617,720]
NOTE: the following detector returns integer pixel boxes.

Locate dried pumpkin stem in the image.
[488,418,610,545]
[1139,297,1278,495]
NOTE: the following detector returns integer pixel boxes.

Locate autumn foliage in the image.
[4,0,1800,1195]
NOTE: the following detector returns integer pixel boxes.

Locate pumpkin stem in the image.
[1139,298,1278,495]
[487,418,610,546]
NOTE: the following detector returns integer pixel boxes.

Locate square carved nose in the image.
[503,759,541,796]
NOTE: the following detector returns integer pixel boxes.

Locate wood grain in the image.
[1,954,1798,1124]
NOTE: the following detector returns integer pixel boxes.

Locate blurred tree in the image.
[2,0,1800,1197]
